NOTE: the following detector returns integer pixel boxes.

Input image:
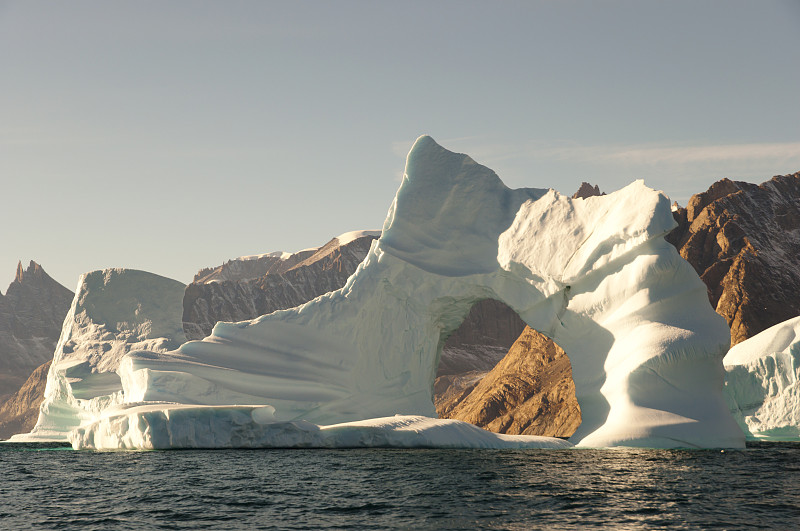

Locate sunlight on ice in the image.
[11,136,746,450]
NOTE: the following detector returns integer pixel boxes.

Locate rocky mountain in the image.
[436,299,527,377]
[666,172,800,345]
[0,360,50,440]
[0,261,73,400]
[183,230,382,339]
[572,182,605,199]
[437,326,581,437]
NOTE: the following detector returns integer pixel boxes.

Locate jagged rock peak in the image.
[0,260,74,399]
[685,177,755,222]
[13,260,46,285]
[572,182,605,199]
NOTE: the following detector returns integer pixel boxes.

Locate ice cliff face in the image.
[183,231,381,340]
[0,261,73,399]
[66,136,742,449]
[12,269,186,441]
[667,173,800,346]
[723,316,800,440]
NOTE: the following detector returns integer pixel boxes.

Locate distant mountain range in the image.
[183,230,381,340]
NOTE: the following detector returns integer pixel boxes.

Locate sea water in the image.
[1,442,798,529]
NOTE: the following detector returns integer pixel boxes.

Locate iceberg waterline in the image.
[14,136,748,449]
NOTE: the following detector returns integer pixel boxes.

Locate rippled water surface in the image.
[1,442,798,529]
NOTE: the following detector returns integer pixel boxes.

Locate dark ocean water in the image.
[0,442,798,530]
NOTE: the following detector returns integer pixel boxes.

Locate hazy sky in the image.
[2,1,799,289]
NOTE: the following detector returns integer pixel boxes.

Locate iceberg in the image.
[13,136,744,449]
[723,315,800,440]
[9,269,186,442]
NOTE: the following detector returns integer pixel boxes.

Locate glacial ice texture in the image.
[9,269,187,442]
[15,136,744,450]
[62,136,743,450]
[724,315,800,439]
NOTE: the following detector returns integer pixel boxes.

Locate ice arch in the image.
[102,136,742,448]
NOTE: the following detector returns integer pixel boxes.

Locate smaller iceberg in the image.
[9,269,187,442]
[724,316,800,440]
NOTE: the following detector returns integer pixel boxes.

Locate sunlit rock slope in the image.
[667,172,800,346]
[438,326,581,437]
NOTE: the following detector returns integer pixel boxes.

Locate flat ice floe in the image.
[70,409,573,450]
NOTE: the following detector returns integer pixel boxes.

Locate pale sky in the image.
[2,1,799,290]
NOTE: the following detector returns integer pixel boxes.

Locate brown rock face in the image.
[0,360,50,439]
[666,172,800,345]
[0,261,73,399]
[437,299,527,377]
[572,182,605,199]
[438,326,581,437]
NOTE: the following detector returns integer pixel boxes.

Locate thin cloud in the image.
[532,141,800,166]
[605,142,800,165]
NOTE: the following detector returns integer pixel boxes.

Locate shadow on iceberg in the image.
[19,136,745,450]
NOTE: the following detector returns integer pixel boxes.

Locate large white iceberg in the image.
[65,136,741,450]
[12,136,745,449]
[724,315,800,440]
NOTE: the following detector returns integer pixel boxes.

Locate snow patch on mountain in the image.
[335,230,383,247]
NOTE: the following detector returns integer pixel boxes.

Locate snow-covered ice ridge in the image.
[15,136,744,449]
[724,316,800,440]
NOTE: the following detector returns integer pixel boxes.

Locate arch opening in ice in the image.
[434,297,581,438]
